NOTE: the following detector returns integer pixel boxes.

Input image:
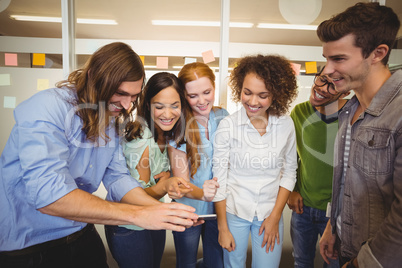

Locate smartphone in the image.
[198,214,217,220]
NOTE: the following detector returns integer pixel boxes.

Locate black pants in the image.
[0,224,108,268]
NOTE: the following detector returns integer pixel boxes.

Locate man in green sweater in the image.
[288,68,349,268]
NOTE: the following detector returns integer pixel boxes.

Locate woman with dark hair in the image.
[105,72,218,268]
[213,54,298,268]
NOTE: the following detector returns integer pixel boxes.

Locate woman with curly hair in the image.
[212,54,298,267]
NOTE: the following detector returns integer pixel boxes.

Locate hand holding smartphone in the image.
[198,214,217,220]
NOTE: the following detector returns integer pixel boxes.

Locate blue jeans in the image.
[290,205,339,268]
[105,225,165,268]
[172,219,223,268]
[224,212,284,268]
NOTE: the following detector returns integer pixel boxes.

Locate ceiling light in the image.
[229,22,253,28]
[152,20,219,27]
[10,15,117,25]
[77,18,117,25]
[257,23,317,30]
[152,20,253,28]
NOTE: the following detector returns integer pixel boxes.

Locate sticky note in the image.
[37,79,50,91]
[4,96,16,109]
[202,50,215,64]
[0,74,11,86]
[184,57,197,65]
[139,55,145,66]
[305,61,318,74]
[156,57,169,69]
[5,53,18,66]
[33,53,46,66]
[291,63,301,76]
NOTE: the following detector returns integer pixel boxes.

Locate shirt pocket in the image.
[353,127,392,176]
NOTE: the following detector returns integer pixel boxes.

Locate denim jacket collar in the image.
[366,69,402,117]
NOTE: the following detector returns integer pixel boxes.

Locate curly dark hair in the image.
[230,54,298,116]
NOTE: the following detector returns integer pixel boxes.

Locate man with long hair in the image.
[0,42,198,267]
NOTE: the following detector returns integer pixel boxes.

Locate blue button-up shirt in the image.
[0,87,141,251]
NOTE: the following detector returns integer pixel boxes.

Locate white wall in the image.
[1,36,400,267]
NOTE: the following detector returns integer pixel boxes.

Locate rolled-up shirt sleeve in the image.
[104,143,142,202]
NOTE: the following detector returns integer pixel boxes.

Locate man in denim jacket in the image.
[317,3,401,268]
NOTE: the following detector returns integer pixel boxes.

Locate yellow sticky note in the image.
[33,53,46,66]
[202,50,215,64]
[156,57,169,69]
[37,79,49,91]
[5,53,18,66]
[139,56,145,66]
[291,63,301,76]
[305,62,317,74]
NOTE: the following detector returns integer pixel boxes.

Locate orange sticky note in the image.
[37,79,49,91]
[305,61,317,74]
[156,57,169,69]
[5,53,18,66]
[202,50,215,64]
[291,63,301,76]
[33,53,46,66]
[139,55,145,66]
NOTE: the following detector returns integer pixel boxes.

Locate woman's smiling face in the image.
[241,72,272,120]
[150,86,182,133]
[184,76,215,118]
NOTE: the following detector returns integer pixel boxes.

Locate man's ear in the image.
[372,44,389,64]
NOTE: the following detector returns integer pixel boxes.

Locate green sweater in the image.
[290,101,341,211]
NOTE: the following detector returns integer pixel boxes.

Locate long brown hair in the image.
[178,62,217,178]
[57,42,145,143]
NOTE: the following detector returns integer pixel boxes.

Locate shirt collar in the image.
[238,106,278,131]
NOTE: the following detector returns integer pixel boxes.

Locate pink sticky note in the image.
[5,53,18,66]
[156,57,169,69]
[202,50,215,64]
[291,63,301,76]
